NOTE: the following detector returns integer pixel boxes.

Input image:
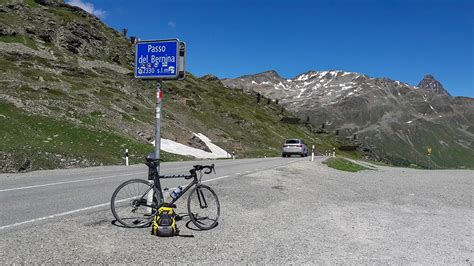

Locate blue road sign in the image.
[135,39,179,79]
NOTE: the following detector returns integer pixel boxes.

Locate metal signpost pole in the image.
[135,39,185,213]
[147,81,163,211]
[154,81,162,163]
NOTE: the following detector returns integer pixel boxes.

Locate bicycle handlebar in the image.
[193,164,215,174]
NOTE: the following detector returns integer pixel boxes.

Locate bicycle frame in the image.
[148,162,202,207]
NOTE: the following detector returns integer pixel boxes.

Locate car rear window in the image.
[285,140,300,144]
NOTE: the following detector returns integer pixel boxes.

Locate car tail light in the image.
[297,144,302,147]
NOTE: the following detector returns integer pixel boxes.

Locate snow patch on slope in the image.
[152,133,229,159]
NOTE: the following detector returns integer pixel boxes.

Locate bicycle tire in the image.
[187,184,220,230]
[110,179,158,228]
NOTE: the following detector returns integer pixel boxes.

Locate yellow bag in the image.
[151,206,178,237]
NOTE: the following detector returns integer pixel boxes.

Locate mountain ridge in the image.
[222,69,474,168]
[224,69,463,97]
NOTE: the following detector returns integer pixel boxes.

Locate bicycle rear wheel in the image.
[110,179,158,228]
[187,185,220,230]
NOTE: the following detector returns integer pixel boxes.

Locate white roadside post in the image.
[333,147,336,157]
[125,149,129,166]
[311,145,315,161]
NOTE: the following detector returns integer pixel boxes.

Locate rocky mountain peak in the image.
[200,74,223,85]
[293,70,318,80]
[238,70,279,79]
[200,74,219,82]
[254,70,281,79]
[263,70,279,75]
[417,74,451,96]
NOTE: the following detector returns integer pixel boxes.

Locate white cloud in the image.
[167,21,176,28]
[66,0,106,18]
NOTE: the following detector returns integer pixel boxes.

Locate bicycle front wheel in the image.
[187,185,220,230]
[110,179,158,228]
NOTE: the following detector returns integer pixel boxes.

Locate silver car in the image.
[282,139,308,157]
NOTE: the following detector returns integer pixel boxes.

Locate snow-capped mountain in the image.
[222,70,474,168]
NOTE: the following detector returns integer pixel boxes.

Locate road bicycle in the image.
[110,157,220,230]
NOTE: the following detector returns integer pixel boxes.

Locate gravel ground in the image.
[0,159,472,264]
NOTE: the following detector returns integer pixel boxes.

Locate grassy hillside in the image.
[323,157,367,172]
[362,120,474,169]
[0,0,360,172]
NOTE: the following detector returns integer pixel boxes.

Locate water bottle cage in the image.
[170,186,183,199]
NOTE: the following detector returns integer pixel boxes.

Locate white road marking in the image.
[202,175,230,183]
[0,160,301,230]
[0,202,109,230]
[0,174,234,230]
[0,172,139,193]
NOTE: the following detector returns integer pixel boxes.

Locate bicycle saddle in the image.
[145,157,160,163]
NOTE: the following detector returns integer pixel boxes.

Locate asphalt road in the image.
[0,157,471,263]
[0,157,303,230]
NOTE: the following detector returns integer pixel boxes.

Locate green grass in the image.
[408,163,423,169]
[371,123,474,169]
[0,35,37,50]
[23,0,39,8]
[0,102,189,171]
[0,57,17,72]
[0,0,37,6]
[323,157,367,172]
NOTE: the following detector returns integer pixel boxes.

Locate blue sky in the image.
[69,0,472,97]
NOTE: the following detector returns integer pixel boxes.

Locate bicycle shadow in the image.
[109,212,189,228]
[111,220,149,228]
[184,220,219,231]
[177,212,219,231]
[110,213,219,233]
[111,220,124,227]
